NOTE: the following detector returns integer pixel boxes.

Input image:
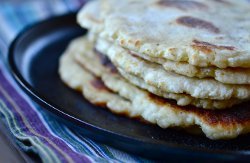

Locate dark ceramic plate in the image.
[8,13,250,162]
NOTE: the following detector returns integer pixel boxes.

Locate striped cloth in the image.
[0,1,151,162]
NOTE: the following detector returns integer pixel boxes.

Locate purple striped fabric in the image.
[0,68,92,162]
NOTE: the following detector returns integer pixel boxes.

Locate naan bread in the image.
[128,50,250,85]
[96,37,250,85]
[79,0,250,68]
[59,37,136,115]
[59,36,250,140]
[77,0,103,33]
[117,69,242,109]
[77,0,137,33]
[96,38,250,100]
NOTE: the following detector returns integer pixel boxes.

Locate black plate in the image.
[8,13,250,162]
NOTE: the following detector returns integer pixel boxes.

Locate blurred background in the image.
[0,0,87,58]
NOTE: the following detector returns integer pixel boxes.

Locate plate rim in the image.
[7,12,250,161]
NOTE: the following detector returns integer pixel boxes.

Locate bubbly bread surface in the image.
[59,37,250,140]
[78,0,250,68]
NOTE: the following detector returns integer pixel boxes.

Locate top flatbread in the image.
[78,0,250,68]
[77,0,134,33]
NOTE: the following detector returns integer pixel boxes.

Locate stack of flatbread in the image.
[59,0,250,139]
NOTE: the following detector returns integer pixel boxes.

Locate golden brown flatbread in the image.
[59,37,250,140]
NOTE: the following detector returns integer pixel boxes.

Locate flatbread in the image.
[59,36,250,140]
[129,50,250,85]
[77,0,135,33]
[75,36,243,109]
[59,38,137,116]
[118,69,242,109]
[78,0,250,68]
[77,0,103,33]
[96,38,250,100]
[96,37,250,85]
[102,0,250,68]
